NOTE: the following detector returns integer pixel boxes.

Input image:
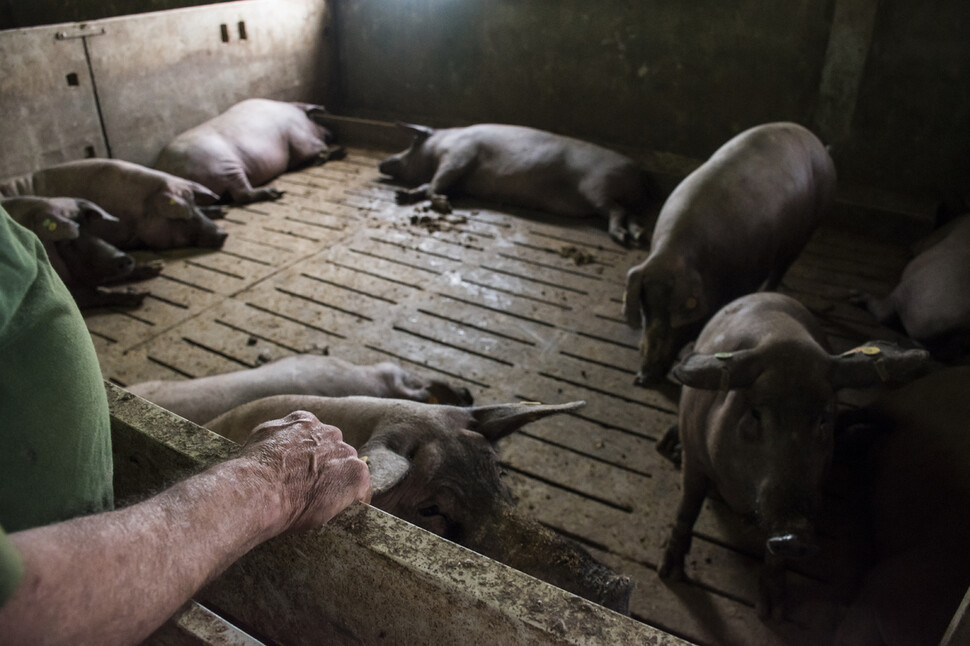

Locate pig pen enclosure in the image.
[3,1,969,645]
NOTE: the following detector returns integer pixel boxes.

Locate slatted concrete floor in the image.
[85,148,912,646]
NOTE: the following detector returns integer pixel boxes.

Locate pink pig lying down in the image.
[154,98,343,205]
[206,395,633,614]
[0,158,227,250]
[126,354,474,425]
[378,122,656,247]
[3,196,163,308]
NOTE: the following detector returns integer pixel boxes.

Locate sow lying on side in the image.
[0,159,227,250]
[3,196,162,308]
[623,122,835,384]
[662,292,928,619]
[127,354,474,425]
[208,396,633,614]
[154,98,342,204]
[378,122,654,246]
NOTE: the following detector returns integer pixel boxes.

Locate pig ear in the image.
[829,341,931,390]
[76,199,119,224]
[672,349,763,390]
[358,443,411,496]
[189,182,220,206]
[669,267,709,328]
[394,121,434,141]
[471,401,586,442]
[305,105,327,121]
[28,211,80,241]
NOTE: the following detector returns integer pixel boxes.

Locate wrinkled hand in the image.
[240,410,372,534]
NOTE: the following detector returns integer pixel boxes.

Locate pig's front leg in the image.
[395,152,473,213]
[225,168,284,204]
[758,553,789,620]
[658,462,707,581]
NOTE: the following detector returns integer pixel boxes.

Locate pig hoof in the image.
[429,195,452,214]
[657,555,685,582]
[395,189,420,205]
[323,145,347,162]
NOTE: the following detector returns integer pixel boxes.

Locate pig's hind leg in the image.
[224,167,283,204]
[658,462,708,581]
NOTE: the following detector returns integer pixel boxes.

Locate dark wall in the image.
[332,0,969,198]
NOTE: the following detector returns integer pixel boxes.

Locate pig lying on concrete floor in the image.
[154,98,343,204]
[855,214,970,362]
[623,122,836,384]
[205,396,633,614]
[661,292,929,620]
[378,122,655,246]
[0,159,227,250]
[3,196,162,308]
[834,366,970,646]
[127,354,474,425]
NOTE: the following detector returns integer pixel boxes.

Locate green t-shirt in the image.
[0,206,114,604]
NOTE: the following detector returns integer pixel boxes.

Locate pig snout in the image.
[766,532,818,559]
[200,225,229,248]
[378,156,402,178]
[115,253,135,274]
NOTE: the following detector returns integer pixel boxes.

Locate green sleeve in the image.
[0,524,24,609]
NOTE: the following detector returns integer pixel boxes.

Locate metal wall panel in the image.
[0,0,330,177]
[0,25,107,179]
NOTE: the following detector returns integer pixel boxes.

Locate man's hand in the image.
[240,410,372,534]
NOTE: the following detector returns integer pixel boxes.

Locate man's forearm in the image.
[0,458,283,646]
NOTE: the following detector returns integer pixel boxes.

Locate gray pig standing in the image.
[623,122,836,384]
[834,367,970,646]
[3,196,162,308]
[127,354,473,424]
[856,214,970,362]
[378,122,654,246]
[207,396,633,614]
[0,159,227,250]
[662,292,929,619]
[154,98,342,204]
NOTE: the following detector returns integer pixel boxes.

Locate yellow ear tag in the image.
[843,345,882,356]
[715,352,733,360]
[169,198,177,205]
[48,221,57,231]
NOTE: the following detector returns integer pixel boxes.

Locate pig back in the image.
[651,122,835,294]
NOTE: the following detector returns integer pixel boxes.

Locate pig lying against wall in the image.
[127,354,474,424]
[855,214,970,362]
[206,396,634,614]
[661,292,929,619]
[623,122,836,384]
[3,196,162,308]
[834,367,970,646]
[0,159,227,250]
[154,98,342,204]
[378,122,655,246]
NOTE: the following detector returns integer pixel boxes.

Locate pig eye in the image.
[417,504,441,517]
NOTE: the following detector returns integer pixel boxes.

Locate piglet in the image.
[127,354,473,425]
[623,122,835,383]
[154,98,342,204]
[1,159,227,250]
[3,196,162,308]
[378,122,654,246]
[662,292,929,619]
[856,214,970,362]
[206,396,633,614]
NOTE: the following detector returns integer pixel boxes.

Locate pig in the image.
[0,159,227,250]
[660,292,929,619]
[127,354,474,424]
[2,196,163,308]
[855,214,970,362]
[834,367,970,646]
[622,122,836,384]
[377,122,654,246]
[206,396,634,613]
[153,98,343,204]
